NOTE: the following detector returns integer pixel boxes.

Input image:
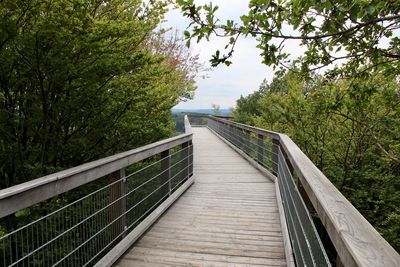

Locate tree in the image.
[0,0,199,188]
[233,70,400,251]
[211,103,221,115]
[176,0,400,76]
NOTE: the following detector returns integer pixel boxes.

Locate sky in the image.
[163,1,277,110]
[164,1,396,110]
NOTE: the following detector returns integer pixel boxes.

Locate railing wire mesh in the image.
[0,143,193,267]
[208,117,331,267]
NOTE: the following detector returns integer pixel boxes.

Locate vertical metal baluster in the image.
[92,193,96,262]
[9,235,11,266]
[44,218,47,266]
[82,201,89,265]
[92,193,96,263]
[2,238,5,266]
[82,200,85,265]
[88,196,92,264]
[38,220,46,265]
[272,139,280,176]
[69,205,73,267]
[66,208,69,267]
[52,215,55,266]
[3,238,6,266]
[96,192,100,261]
[61,208,65,264]
[79,201,83,267]
[257,134,264,166]
[56,210,59,265]
[26,227,30,266]
[97,188,100,252]
[32,223,36,265]
[99,191,103,256]
[161,149,171,198]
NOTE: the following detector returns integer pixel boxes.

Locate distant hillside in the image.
[172,108,232,116]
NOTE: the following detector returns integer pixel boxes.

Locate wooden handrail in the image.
[209,116,400,267]
[208,116,281,139]
[184,114,192,134]
[0,118,193,218]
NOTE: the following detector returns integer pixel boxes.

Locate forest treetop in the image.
[176,0,400,77]
[0,0,201,187]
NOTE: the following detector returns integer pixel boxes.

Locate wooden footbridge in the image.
[0,116,399,267]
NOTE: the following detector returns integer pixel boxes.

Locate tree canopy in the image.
[0,0,199,188]
[177,0,400,76]
[234,71,400,251]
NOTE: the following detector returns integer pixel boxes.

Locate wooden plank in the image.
[147,227,284,242]
[125,247,286,266]
[114,127,286,266]
[153,220,283,233]
[130,246,286,265]
[142,232,284,249]
[164,209,281,220]
[135,239,285,258]
[136,236,284,253]
[209,126,276,182]
[145,229,284,245]
[152,224,284,238]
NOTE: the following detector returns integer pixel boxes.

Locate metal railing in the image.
[0,117,194,267]
[207,116,400,267]
[208,117,330,267]
[277,148,330,267]
[186,114,209,126]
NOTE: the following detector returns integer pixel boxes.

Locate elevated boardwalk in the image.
[2,116,399,267]
[115,127,286,266]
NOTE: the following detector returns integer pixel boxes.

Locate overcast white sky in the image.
[163,1,276,109]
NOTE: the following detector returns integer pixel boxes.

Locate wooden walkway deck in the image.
[115,127,286,266]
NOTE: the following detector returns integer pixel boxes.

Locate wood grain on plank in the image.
[115,127,286,266]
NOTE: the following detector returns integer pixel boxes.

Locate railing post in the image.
[229,124,235,144]
[258,134,264,165]
[161,149,171,196]
[181,142,189,182]
[189,140,193,177]
[233,125,239,146]
[272,139,280,176]
[242,129,250,155]
[109,168,126,240]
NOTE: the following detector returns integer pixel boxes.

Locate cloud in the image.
[162,1,297,109]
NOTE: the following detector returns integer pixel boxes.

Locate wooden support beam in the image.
[181,142,189,182]
[160,150,171,197]
[109,168,126,240]
[257,134,264,165]
[272,139,279,176]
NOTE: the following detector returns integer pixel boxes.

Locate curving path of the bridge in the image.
[114,127,287,266]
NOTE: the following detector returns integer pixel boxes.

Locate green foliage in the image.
[234,71,400,251]
[0,1,202,264]
[176,0,400,76]
[0,0,197,188]
[211,103,221,116]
